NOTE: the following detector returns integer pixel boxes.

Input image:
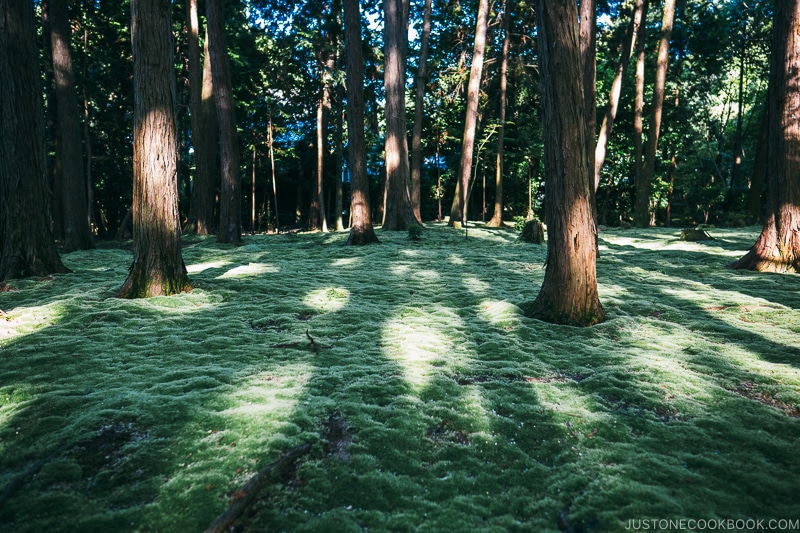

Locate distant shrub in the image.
[513,216,528,232]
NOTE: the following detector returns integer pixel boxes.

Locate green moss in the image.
[0,225,798,531]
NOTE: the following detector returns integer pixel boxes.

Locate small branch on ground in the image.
[271,330,332,353]
[204,443,312,533]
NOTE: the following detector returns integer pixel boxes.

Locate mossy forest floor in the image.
[1,224,799,532]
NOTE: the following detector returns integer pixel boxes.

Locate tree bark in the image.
[635,0,676,227]
[579,0,596,199]
[410,0,432,222]
[117,0,191,298]
[731,0,800,272]
[486,1,511,228]
[0,0,69,280]
[186,3,218,235]
[632,0,647,221]
[449,0,490,228]
[382,0,421,230]
[207,0,241,244]
[594,0,648,191]
[50,0,94,252]
[522,0,605,327]
[343,0,379,245]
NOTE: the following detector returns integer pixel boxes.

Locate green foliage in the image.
[407,224,423,240]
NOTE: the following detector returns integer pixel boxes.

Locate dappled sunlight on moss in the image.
[302,287,350,313]
[217,262,279,278]
[0,302,63,344]
[185,260,231,274]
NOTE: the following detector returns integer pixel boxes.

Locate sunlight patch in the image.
[462,276,490,296]
[0,303,63,344]
[478,300,521,328]
[186,260,230,274]
[218,263,279,278]
[303,287,350,312]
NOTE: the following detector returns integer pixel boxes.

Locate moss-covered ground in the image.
[1,224,798,532]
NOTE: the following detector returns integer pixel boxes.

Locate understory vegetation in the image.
[1,224,798,532]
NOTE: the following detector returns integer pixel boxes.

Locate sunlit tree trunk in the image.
[486,1,511,228]
[731,0,800,272]
[0,0,68,280]
[410,0,432,222]
[50,0,93,252]
[186,3,218,235]
[595,0,648,191]
[449,0,490,228]
[343,0,379,245]
[635,0,676,227]
[117,0,191,298]
[382,0,420,230]
[207,0,241,244]
[522,0,605,326]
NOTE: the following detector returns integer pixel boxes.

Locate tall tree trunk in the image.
[310,70,330,231]
[81,12,95,236]
[635,0,676,227]
[334,101,345,231]
[731,0,800,272]
[42,0,64,241]
[486,0,511,228]
[343,0,379,245]
[594,0,648,190]
[731,22,747,192]
[268,116,279,231]
[579,0,596,198]
[410,0,432,222]
[0,0,69,280]
[207,0,241,244]
[747,102,768,223]
[382,0,420,230]
[50,0,94,252]
[632,0,647,221]
[449,0,490,228]
[186,2,217,235]
[522,0,605,326]
[117,0,191,298]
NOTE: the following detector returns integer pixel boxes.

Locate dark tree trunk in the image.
[382,0,421,230]
[334,100,345,231]
[731,0,800,272]
[117,0,191,298]
[730,23,747,192]
[0,0,68,281]
[343,0,379,245]
[579,0,596,200]
[594,0,647,190]
[632,0,647,218]
[186,3,218,235]
[635,0,676,227]
[50,0,93,252]
[310,69,330,232]
[410,0,432,222]
[486,1,511,228]
[449,0,490,228]
[522,0,605,327]
[207,0,241,244]
[747,102,768,223]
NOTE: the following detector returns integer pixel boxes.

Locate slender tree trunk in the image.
[579,0,596,196]
[449,0,490,228]
[268,116,279,231]
[0,0,69,280]
[310,72,330,231]
[50,0,93,252]
[747,102,768,223]
[665,149,676,226]
[632,0,647,221]
[251,143,257,231]
[635,0,676,227]
[522,0,605,326]
[42,0,64,241]
[82,16,94,235]
[486,1,511,228]
[186,2,217,235]
[595,0,648,190]
[207,0,241,244]
[334,102,345,231]
[117,0,191,298]
[731,24,747,192]
[410,0,432,222]
[731,0,800,272]
[343,0,379,245]
[382,0,420,230]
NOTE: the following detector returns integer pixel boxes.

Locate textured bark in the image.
[486,2,511,228]
[50,0,93,252]
[579,0,596,199]
[523,0,605,327]
[731,0,800,273]
[635,0,676,227]
[0,0,68,280]
[449,0,490,228]
[117,0,191,298]
[343,0,379,245]
[410,0,432,222]
[207,0,241,244]
[382,0,420,230]
[632,2,647,217]
[186,4,218,235]
[594,0,647,191]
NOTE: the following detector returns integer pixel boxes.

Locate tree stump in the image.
[520,220,545,243]
[680,228,713,242]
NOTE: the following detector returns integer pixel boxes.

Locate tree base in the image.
[729,248,800,273]
[345,227,380,246]
[520,297,605,327]
[485,216,504,228]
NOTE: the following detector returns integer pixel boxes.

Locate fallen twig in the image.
[204,442,312,533]
[271,330,332,353]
